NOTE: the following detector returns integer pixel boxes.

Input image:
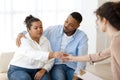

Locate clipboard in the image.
[77,70,103,80]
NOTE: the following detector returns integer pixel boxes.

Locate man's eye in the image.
[65,21,68,23]
[70,24,74,27]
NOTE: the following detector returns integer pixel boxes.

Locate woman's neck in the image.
[107,24,118,38]
[29,34,40,44]
[34,38,40,44]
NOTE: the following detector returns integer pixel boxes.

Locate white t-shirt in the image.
[60,33,72,52]
[57,33,72,64]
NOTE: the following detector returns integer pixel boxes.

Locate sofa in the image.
[0,52,14,80]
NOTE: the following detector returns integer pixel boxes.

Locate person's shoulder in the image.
[40,35,49,42]
[76,29,87,36]
[47,25,63,29]
[44,25,63,32]
[40,35,51,47]
[44,25,63,34]
[20,37,31,46]
[111,31,120,52]
[21,33,32,43]
[74,29,88,41]
[112,31,120,39]
[112,31,120,42]
[41,35,48,40]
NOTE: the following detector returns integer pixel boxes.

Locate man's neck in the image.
[65,30,76,36]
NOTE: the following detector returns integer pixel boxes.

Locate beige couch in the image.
[0,52,14,80]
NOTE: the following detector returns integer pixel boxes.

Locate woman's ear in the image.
[27,28,29,32]
[102,17,108,32]
[102,17,107,25]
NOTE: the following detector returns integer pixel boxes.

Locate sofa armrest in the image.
[0,52,14,73]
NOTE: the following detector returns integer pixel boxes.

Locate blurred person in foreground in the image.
[62,1,120,80]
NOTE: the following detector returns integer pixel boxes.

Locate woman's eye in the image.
[34,28,37,29]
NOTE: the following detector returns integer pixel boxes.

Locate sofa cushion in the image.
[0,52,14,73]
[0,73,8,80]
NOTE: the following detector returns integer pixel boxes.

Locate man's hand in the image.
[34,68,47,80]
[16,33,26,47]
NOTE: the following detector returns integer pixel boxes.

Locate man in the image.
[44,12,88,80]
[16,12,88,80]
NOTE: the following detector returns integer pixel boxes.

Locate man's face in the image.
[63,15,80,33]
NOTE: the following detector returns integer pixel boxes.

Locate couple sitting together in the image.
[8,12,87,80]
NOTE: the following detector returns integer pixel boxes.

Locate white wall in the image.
[80,0,98,53]
[1,0,118,54]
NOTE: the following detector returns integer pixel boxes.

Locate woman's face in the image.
[28,21,43,40]
[96,15,107,32]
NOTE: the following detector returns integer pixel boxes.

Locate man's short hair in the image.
[70,12,82,24]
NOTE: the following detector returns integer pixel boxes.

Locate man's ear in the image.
[78,24,80,27]
[76,24,80,28]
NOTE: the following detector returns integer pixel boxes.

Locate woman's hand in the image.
[62,54,75,62]
[34,68,46,80]
[49,52,64,59]
[53,52,64,58]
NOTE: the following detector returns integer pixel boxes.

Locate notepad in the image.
[77,70,103,80]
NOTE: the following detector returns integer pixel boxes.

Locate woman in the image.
[8,15,63,80]
[62,1,120,80]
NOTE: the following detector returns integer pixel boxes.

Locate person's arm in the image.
[42,58,54,72]
[34,68,47,80]
[62,54,90,62]
[16,31,27,47]
[40,37,54,72]
[88,49,110,63]
[17,37,63,62]
[62,48,111,63]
